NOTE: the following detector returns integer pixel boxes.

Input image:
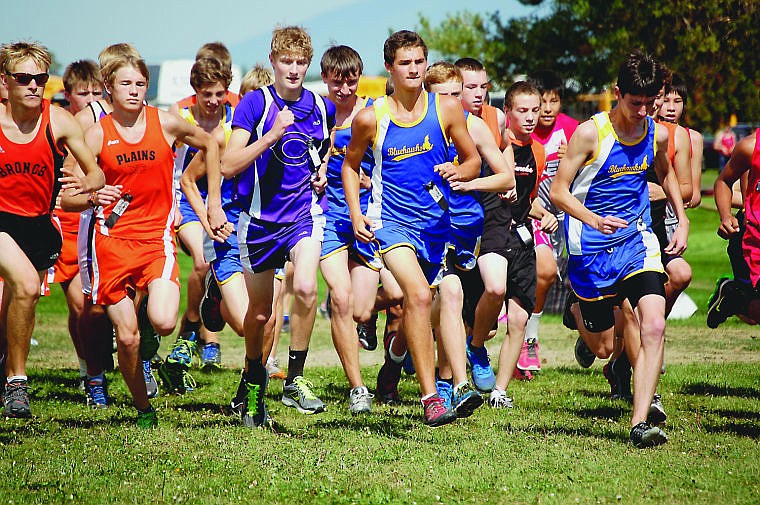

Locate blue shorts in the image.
[205,205,242,283]
[568,228,663,301]
[239,212,325,273]
[321,217,382,271]
[445,218,483,272]
[177,195,202,230]
[375,220,446,286]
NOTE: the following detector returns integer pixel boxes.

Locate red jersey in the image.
[480,103,503,148]
[744,129,760,287]
[0,99,65,216]
[97,106,176,240]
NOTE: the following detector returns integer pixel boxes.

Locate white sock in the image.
[525,311,542,341]
[387,335,407,364]
[7,375,27,384]
[78,359,87,377]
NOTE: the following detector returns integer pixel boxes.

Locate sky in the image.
[0,0,542,76]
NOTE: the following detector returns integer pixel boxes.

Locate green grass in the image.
[2,198,759,505]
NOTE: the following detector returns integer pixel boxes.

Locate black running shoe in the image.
[3,379,31,418]
[574,337,596,368]
[200,271,226,332]
[630,422,668,448]
[357,313,378,351]
[706,277,742,329]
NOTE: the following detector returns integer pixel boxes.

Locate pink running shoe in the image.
[512,367,533,381]
[421,395,456,427]
[516,338,541,371]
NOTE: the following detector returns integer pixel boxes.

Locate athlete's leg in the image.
[494,297,530,391]
[242,269,276,365]
[631,294,666,427]
[177,224,216,341]
[62,276,86,362]
[218,272,247,337]
[107,297,149,410]
[146,278,180,337]
[436,274,469,385]
[663,258,692,316]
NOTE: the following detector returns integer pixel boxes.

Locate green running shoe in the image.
[282,376,325,414]
[136,406,158,428]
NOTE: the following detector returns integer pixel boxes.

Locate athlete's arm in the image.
[550,120,627,233]
[672,124,693,204]
[688,129,703,208]
[160,110,228,240]
[342,107,376,243]
[449,115,515,193]
[528,199,559,233]
[439,96,480,182]
[221,106,294,178]
[654,127,689,255]
[715,135,754,237]
[51,107,105,195]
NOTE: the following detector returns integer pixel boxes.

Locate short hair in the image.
[616,51,667,97]
[504,81,540,110]
[0,41,52,75]
[528,69,564,99]
[271,26,313,62]
[98,43,140,70]
[664,73,689,107]
[424,61,463,90]
[62,60,102,93]
[454,57,485,73]
[195,42,232,72]
[239,64,273,96]
[320,45,363,80]
[102,54,149,88]
[383,30,427,66]
[190,57,231,91]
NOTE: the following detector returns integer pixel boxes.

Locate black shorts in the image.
[479,205,511,258]
[0,212,62,271]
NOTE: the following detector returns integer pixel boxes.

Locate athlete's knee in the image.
[508,304,529,329]
[329,287,352,317]
[439,279,464,308]
[482,280,506,301]
[245,305,272,327]
[638,315,666,345]
[404,285,433,313]
[114,325,139,350]
[667,263,692,292]
[580,331,614,359]
[292,278,318,308]
[151,313,177,336]
[11,277,42,305]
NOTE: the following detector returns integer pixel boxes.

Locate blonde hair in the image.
[98,43,140,71]
[0,41,52,74]
[195,42,232,72]
[102,54,149,87]
[270,26,313,62]
[190,57,232,91]
[424,61,463,90]
[239,64,273,96]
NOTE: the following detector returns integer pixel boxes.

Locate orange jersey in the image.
[0,99,66,216]
[55,209,80,234]
[659,119,678,166]
[97,106,175,240]
[480,103,503,148]
[175,90,240,110]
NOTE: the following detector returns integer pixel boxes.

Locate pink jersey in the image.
[531,113,579,178]
[744,129,760,287]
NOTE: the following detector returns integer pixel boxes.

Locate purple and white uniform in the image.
[232,85,336,272]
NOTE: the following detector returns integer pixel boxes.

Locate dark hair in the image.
[616,51,667,97]
[454,57,485,72]
[190,57,232,91]
[62,59,102,93]
[504,81,540,110]
[196,42,232,71]
[321,45,363,79]
[527,69,564,98]
[383,30,427,66]
[664,73,689,107]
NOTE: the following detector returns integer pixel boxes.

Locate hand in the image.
[594,215,628,234]
[556,140,567,159]
[541,212,559,233]
[434,162,459,182]
[448,179,471,192]
[269,106,294,140]
[59,166,93,196]
[499,188,517,203]
[717,215,740,240]
[664,222,689,256]
[359,172,372,190]
[311,168,327,194]
[92,185,124,207]
[351,213,375,244]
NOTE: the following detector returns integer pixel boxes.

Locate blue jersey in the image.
[565,112,657,255]
[447,112,483,230]
[326,96,374,226]
[368,92,450,236]
[232,85,336,223]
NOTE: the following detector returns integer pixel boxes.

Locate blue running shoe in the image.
[85,375,109,409]
[451,381,483,418]
[466,336,495,393]
[436,379,453,410]
[143,360,158,398]
[199,343,222,372]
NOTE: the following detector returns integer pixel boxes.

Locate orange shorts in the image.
[91,233,179,305]
[50,232,80,284]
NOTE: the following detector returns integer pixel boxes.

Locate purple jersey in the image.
[232,85,336,223]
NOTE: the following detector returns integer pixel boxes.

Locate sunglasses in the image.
[6,72,50,86]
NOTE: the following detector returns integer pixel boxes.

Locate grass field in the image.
[2,203,759,505]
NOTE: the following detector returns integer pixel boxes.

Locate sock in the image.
[7,375,27,384]
[244,356,267,385]
[421,392,437,401]
[78,359,87,377]
[525,312,542,341]
[387,334,407,363]
[286,348,308,384]
[87,373,104,385]
[183,318,201,335]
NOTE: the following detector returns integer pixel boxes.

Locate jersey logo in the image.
[387,135,433,162]
[313,119,321,126]
[0,145,4,153]
[107,139,120,146]
[609,155,648,178]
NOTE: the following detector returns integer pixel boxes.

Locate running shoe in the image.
[143,360,158,398]
[436,379,453,410]
[466,336,495,393]
[630,422,668,448]
[562,291,578,330]
[706,277,741,328]
[603,356,632,401]
[517,338,541,371]
[85,376,109,409]
[237,373,269,428]
[512,368,533,381]
[647,393,667,425]
[376,359,402,404]
[3,379,31,418]
[282,376,326,414]
[137,295,160,361]
[199,343,223,372]
[574,337,596,368]
[265,356,287,380]
[348,385,373,414]
[357,313,379,351]
[136,406,158,429]
[421,394,456,427]
[451,382,483,418]
[200,270,225,332]
[488,389,514,409]
[159,332,198,394]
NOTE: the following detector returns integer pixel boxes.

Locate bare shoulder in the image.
[571,118,599,144]
[49,106,80,138]
[352,107,377,133]
[438,94,464,118]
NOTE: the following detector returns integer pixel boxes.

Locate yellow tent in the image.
[357,76,387,99]
[43,75,65,101]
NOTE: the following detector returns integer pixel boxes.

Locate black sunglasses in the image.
[6,72,50,85]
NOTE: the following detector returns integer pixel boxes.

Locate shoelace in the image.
[352,389,375,402]
[170,340,195,363]
[89,382,107,404]
[424,398,447,418]
[182,371,197,391]
[292,377,318,400]
[246,383,262,416]
[4,382,28,404]
[143,361,153,381]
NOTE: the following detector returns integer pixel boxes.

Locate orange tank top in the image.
[659,120,678,166]
[0,99,65,216]
[480,103,502,148]
[97,106,176,240]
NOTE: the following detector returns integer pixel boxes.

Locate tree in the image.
[418,0,760,130]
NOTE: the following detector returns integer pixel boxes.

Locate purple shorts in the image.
[238,212,325,273]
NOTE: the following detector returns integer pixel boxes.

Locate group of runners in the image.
[1,25,754,449]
